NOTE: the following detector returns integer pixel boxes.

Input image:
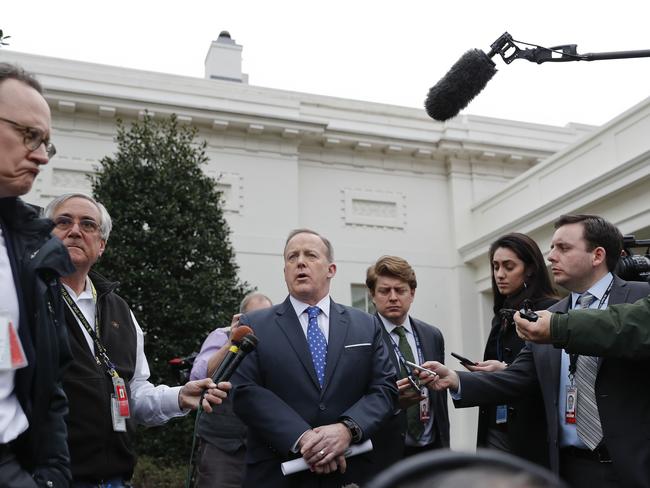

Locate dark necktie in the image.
[306,306,327,387]
[575,292,603,450]
[394,326,424,440]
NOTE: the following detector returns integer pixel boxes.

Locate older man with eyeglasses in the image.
[0,63,74,487]
[42,193,231,488]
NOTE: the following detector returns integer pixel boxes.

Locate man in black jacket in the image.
[44,193,230,487]
[366,255,449,465]
[0,63,74,487]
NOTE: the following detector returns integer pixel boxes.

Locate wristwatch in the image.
[340,417,362,443]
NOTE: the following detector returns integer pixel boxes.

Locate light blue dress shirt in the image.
[558,272,613,448]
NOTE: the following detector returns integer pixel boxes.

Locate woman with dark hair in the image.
[465,233,557,467]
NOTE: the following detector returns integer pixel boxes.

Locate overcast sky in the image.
[3,1,649,127]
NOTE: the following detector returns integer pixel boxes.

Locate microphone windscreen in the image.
[424,49,497,121]
[231,325,253,345]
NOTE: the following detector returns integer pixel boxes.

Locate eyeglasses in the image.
[53,216,100,234]
[0,116,56,158]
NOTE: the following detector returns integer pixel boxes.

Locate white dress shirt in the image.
[0,226,29,442]
[289,295,331,342]
[63,277,186,425]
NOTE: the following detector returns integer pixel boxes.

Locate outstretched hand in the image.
[413,361,459,392]
[464,359,507,372]
[179,378,231,413]
[515,310,552,343]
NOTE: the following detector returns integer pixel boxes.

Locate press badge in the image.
[0,311,27,371]
[496,404,508,424]
[565,385,577,424]
[111,396,127,432]
[112,376,130,418]
[419,387,430,422]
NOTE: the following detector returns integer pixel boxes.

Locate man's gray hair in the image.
[239,292,273,313]
[0,63,43,93]
[284,228,334,263]
[44,193,113,241]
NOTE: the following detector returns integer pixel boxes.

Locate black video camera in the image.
[616,235,650,283]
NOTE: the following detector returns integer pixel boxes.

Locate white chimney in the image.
[204,31,248,83]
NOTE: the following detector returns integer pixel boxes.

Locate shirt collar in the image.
[289,294,331,318]
[571,272,613,309]
[63,276,94,302]
[378,313,412,335]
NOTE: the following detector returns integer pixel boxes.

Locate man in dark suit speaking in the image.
[232,229,398,487]
[421,215,650,488]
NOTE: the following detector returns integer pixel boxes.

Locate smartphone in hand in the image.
[451,352,478,366]
[404,360,438,376]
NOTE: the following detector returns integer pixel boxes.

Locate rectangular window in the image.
[351,284,375,314]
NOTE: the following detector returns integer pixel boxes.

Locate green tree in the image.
[91,113,249,467]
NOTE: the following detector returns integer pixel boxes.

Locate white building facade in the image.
[4,35,650,449]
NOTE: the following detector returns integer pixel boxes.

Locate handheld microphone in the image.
[209,326,253,382]
[213,334,259,383]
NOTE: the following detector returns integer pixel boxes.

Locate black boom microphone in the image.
[425,48,497,122]
[425,32,650,122]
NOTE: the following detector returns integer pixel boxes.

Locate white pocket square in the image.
[344,343,372,348]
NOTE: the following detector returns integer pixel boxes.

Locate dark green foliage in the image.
[91,113,248,464]
[132,455,185,488]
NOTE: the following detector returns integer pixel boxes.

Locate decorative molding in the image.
[247,124,264,134]
[384,145,403,155]
[98,106,116,118]
[342,189,406,229]
[205,170,243,213]
[413,148,432,158]
[58,101,76,113]
[354,141,372,151]
[324,138,340,148]
[282,128,299,138]
[51,168,91,189]
[212,119,229,131]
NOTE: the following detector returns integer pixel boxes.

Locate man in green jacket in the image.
[514,296,650,358]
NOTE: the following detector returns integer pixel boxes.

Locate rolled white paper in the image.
[281,439,374,476]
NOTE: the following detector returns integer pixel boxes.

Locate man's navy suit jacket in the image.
[456,276,650,488]
[232,296,398,488]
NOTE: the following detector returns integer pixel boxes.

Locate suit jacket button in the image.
[319,403,326,411]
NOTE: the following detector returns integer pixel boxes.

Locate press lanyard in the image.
[61,283,119,379]
[568,278,613,379]
[387,325,424,373]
